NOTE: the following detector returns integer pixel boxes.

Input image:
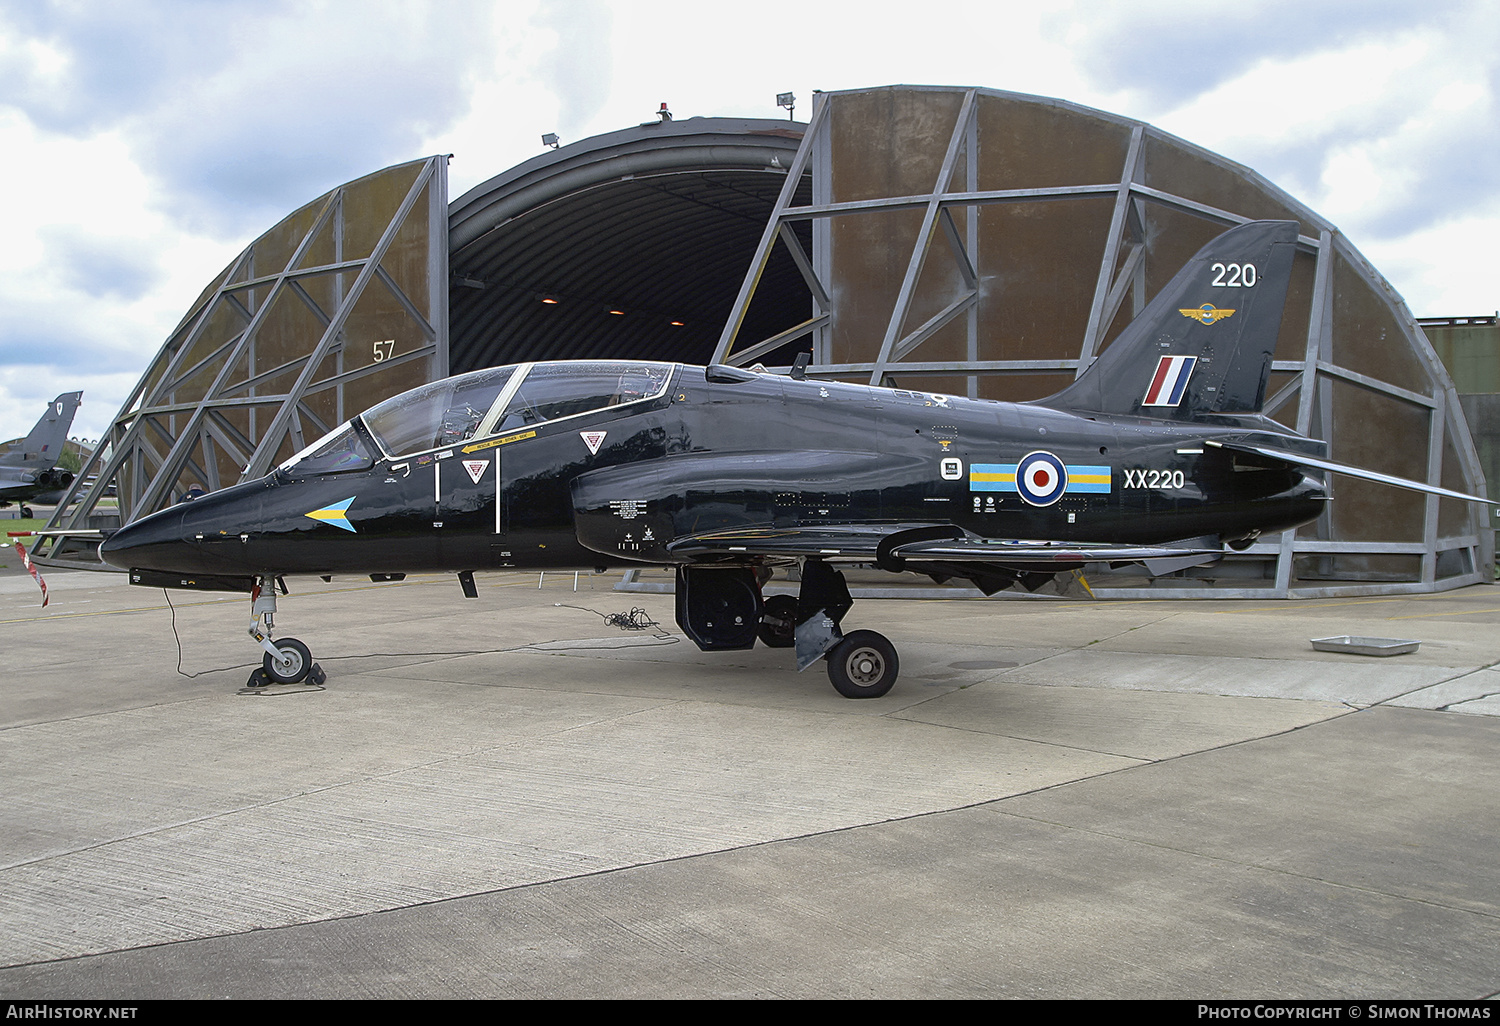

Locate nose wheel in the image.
[263,637,314,684]
[246,636,326,687]
[825,630,898,699]
[244,578,326,687]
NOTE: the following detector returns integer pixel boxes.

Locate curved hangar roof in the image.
[446,117,810,374]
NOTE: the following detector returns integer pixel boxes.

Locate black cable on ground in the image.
[554,603,673,639]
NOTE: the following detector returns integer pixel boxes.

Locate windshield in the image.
[279,424,373,476]
[361,366,517,457]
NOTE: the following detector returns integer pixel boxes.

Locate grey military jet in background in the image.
[2,392,82,518]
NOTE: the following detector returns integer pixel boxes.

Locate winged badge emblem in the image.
[1180,304,1236,325]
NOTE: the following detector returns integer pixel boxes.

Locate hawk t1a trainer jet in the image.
[100,221,1491,696]
[2,391,82,517]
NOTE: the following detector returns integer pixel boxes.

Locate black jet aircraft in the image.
[2,391,82,517]
[100,221,1491,696]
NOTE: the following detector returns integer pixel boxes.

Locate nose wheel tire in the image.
[826,630,898,699]
[263,637,313,685]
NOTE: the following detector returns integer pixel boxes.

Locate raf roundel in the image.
[1015,451,1068,506]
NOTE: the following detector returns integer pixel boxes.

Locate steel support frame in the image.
[712,85,1489,598]
[39,157,450,563]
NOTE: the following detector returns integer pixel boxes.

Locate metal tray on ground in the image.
[1310,636,1420,657]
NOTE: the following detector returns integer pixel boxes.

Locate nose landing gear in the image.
[245,577,326,688]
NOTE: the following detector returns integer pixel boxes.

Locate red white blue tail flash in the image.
[1142,355,1197,407]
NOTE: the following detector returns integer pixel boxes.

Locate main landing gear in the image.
[756,594,798,649]
[825,630,900,699]
[244,576,326,688]
[675,561,900,699]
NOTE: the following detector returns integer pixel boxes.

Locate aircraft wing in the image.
[666,523,927,561]
[1204,439,1498,505]
[667,523,1220,568]
[0,475,36,500]
[882,536,1222,566]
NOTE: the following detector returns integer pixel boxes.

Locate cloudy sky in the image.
[1,0,1496,441]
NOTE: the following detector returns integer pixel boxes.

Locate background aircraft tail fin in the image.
[3,392,83,469]
[1037,220,1299,420]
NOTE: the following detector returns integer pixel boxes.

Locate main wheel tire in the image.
[263,637,313,685]
[826,630,898,699]
[20,505,33,519]
[757,594,798,648]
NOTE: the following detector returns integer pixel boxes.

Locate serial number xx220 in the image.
[1122,468,1187,490]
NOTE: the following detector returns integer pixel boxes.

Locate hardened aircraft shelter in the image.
[41,86,1490,597]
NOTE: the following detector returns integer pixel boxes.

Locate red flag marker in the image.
[14,540,49,607]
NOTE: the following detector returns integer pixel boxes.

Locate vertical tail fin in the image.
[1039,220,1299,420]
[2,392,83,470]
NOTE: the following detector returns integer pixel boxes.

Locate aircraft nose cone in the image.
[99,505,193,572]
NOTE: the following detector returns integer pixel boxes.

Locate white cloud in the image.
[420,0,570,198]
[1365,214,1500,317]
[0,110,218,438]
[0,0,506,438]
[1131,13,1500,311]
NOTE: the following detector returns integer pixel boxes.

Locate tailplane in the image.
[1039,220,1299,420]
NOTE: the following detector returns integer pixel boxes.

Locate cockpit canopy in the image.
[279,361,675,475]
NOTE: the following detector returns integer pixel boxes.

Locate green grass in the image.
[1,516,47,533]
